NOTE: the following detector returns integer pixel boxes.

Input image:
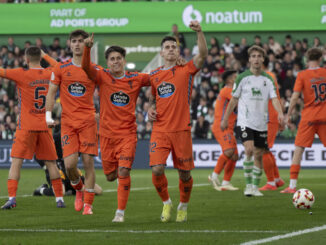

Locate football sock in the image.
[71,177,83,191]
[221,180,230,186]
[7,179,18,198]
[84,189,95,206]
[177,202,188,211]
[290,164,301,181]
[179,177,193,203]
[214,154,229,174]
[51,178,64,199]
[263,152,275,182]
[152,173,170,202]
[163,198,172,205]
[289,179,297,189]
[267,181,276,186]
[224,159,236,181]
[252,166,262,187]
[212,172,218,179]
[117,176,131,211]
[270,152,280,179]
[243,160,253,186]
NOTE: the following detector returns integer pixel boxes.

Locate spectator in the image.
[194,114,210,139]
[254,35,262,47]
[268,36,281,54]
[182,48,192,62]
[222,36,234,54]
[171,24,186,55]
[7,37,16,53]
[49,37,62,56]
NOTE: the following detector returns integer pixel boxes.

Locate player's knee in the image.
[106,172,117,182]
[152,165,165,176]
[224,149,235,159]
[178,170,191,182]
[118,167,130,177]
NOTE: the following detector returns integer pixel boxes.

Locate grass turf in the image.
[0,168,325,245]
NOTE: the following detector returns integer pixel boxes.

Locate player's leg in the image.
[112,136,137,222]
[150,132,172,222]
[281,121,314,193]
[220,148,239,191]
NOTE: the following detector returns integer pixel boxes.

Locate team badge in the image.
[110,91,130,107]
[68,82,86,97]
[157,82,175,98]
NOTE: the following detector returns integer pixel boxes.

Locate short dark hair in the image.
[25,46,41,62]
[306,48,323,61]
[69,29,89,40]
[222,70,237,83]
[105,45,126,59]
[161,36,177,47]
[263,56,270,68]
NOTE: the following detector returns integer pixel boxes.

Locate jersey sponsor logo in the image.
[251,87,262,96]
[68,82,86,97]
[157,82,175,98]
[110,91,130,107]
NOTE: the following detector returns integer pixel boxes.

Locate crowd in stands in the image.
[0,34,325,140]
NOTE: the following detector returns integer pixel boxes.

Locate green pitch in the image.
[0,168,325,245]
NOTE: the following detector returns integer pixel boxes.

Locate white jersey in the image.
[232,70,277,131]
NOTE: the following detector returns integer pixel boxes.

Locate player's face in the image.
[249,51,264,70]
[160,41,179,62]
[70,35,85,56]
[107,51,126,75]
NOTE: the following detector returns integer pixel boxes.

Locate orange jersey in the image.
[212,86,236,132]
[266,71,281,123]
[294,67,326,121]
[95,70,150,138]
[0,67,52,130]
[149,60,200,132]
[51,59,97,127]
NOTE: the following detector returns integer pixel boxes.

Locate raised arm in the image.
[82,33,98,81]
[190,21,208,68]
[45,82,59,127]
[41,50,57,67]
[220,97,239,131]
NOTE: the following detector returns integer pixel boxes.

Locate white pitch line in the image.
[240,224,326,245]
[0,228,283,234]
[0,183,210,198]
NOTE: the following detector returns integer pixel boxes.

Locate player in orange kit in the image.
[81,34,150,222]
[259,57,285,191]
[281,48,326,193]
[208,70,239,191]
[148,20,207,222]
[1,47,65,209]
[46,30,98,215]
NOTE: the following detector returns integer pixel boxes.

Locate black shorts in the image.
[236,126,268,149]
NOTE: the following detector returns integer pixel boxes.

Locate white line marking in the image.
[0,184,210,199]
[240,224,326,245]
[0,228,283,234]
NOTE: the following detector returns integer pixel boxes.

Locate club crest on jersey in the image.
[68,82,86,97]
[157,82,175,98]
[110,91,130,107]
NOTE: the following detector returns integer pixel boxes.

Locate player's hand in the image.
[220,119,228,131]
[95,113,100,123]
[189,20,202,32]
[40,49,46,58]
[278,114,285,130]
[84,33,94,48]
[176,56,187,66]
[46,111,56,128]
[148,106,157,122]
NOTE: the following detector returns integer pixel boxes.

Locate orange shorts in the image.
[149,131,194,171]
[212,128,237,152]
[61,122,98,158]
[295,120,326,147]
[100,135,137,175]
[268,122,279,148]
[11,129,57,160]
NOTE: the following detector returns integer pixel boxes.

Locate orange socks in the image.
[263,152,275,181]
[51,178,63,198]
[290,164,301,180]
[84,190,95,206]
[152,173,169,202]
[117,176,131,210]
[71,178,83,191]
[223,160,236,181]
[179,177,193,203]
[214,154,229,174]
[272,152,280,179]
[7,179,18,198]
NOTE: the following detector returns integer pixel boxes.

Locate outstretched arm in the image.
[82,33,98,81]
[41,50,57,67]
[45,82,58,127]
[190,21,208,68]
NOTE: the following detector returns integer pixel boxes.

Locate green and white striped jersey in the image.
[232,69,277,131]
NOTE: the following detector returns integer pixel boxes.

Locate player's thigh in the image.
[267,123,279,148]
[253,129,268,149]
[117,135,137,169]
[11,129,37,159]
[35,129,57,161]
[237,126,254,144]
[149,132,171,166]
[78,122,98,156]
[214,128,237,152]
[100,136,119,175]
[295,121,315,147]
[316,123,326,147]
[61,126,79,158]
[170,131,194,171]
